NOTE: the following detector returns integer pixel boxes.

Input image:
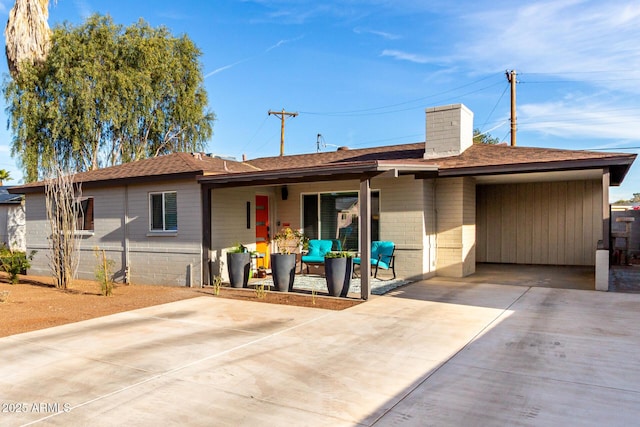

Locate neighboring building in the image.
[10,104,636,295]
[0,186,25,251]
[611,203,640,262]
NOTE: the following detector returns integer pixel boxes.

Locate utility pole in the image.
[268,109,298,156]
[506,70,517,146]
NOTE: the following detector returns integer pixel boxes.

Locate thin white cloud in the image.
[381,49,429,64]
[353,27,401,40]
[157,11,192,21]
[519,99,640,141]
[205,62,245,78]
[205,35,304,78]
[451,0,640,93]
[266,35,304,52]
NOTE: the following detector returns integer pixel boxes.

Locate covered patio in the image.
[200,161,439,300]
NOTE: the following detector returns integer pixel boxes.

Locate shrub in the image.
[325,251,354,259]
[93,247,115,296]
[0,244,36,284]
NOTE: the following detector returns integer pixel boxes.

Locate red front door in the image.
[255,195,270,268]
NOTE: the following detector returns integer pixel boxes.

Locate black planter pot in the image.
[271,253,296,292]
[227,252,251,288]
[324,256,353,297]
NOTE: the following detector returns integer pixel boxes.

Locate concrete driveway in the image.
[2,279,640,426]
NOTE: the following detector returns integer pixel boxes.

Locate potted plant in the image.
[270,228,306,292]
[324,251,354,297]
[227,244,250,288]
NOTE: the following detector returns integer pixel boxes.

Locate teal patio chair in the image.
[353,241,396,279]
[300,239,339,274]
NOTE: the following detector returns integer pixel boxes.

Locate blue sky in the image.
[0,0,638,201]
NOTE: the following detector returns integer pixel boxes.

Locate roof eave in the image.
[10,170,202,194]
[437,156,636,185]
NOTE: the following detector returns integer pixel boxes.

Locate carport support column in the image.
[360,178,371,300]
[596,169,610,291]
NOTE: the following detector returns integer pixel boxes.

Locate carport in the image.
[465,161,633,290]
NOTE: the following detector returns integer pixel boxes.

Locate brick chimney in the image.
[424,104,473,159]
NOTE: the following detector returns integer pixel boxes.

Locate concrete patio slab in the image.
[1,278,640,426]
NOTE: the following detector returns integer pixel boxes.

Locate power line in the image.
[348,133,424,147]
[475,120,509,137]
[521,78,640,84]
[300,81,505,118]
[299,73,503,116]
[520,70,635,75]
[479,82,509,131]
[238,115,270,154]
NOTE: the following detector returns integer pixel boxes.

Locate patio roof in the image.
[198,160,439,188]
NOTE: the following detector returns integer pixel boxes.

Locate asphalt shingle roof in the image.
[9,142,636,193]
[244,142,633,171]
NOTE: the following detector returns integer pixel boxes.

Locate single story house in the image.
[10,104,636,298]
[0,186,25,251]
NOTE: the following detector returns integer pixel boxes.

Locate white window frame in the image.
[149,191,178,233]
[75,196,95,235]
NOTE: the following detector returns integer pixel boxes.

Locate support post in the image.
[201,186,212,287]
[602,168,610,250]
[506,70,517,146]
[596,168,610,291]
[360,178,371,300]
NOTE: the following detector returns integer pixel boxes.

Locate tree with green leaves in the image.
[4,14,214,181]
[473,128,501,145]
[614,193,640,205]
[0,169,11,186]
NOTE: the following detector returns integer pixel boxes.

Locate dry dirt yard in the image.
[0,273,360,338]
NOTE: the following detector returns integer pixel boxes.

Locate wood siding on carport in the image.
[477,180,602,266]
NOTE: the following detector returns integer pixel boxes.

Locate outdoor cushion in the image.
[354,241,395,269]
[353,241,396,279]
[372,241,395,266]
[301,239,335,274]
[302,255,325,263]
[304,240,333,259]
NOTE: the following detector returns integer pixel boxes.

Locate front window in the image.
[76,197,94,231]
[150,191,177,231]
[302,191,379,250]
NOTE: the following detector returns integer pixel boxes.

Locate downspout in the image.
[124,185,131,284]
[202,186,212,286]
[433,179,438,273]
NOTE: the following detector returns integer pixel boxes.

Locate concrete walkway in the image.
[1,279,640,426]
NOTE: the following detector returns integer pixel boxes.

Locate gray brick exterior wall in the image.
[25,179,203,287]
